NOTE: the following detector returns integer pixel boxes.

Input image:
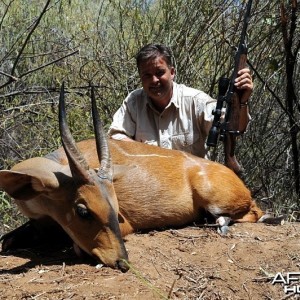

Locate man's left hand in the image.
[234,68,253,103]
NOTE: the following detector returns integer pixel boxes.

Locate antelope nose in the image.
[116,259,129,273]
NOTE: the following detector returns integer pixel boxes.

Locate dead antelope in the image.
[0,84,269,272]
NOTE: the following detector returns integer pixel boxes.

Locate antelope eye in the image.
[76,203,92,220]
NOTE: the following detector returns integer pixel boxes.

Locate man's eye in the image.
[76,203,93,220]
[156,70,165,77]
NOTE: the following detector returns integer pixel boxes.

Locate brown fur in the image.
[46,138,264,234]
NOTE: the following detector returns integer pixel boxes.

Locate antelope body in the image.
[48,138,263,229]
[0,85,264,272]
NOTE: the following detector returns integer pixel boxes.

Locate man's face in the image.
[138,56,175,108]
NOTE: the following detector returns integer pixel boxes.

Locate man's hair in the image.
[136,44,173,69]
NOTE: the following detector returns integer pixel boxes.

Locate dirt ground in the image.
[0,222,300,300]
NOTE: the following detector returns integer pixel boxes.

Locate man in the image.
[108,43,253,158]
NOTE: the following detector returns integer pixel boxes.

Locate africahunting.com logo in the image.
[272,272,300,295]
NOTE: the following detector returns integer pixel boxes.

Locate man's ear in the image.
[0,170,60,201]
[170,66,176,80]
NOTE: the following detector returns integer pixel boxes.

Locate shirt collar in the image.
[170,82,180,109]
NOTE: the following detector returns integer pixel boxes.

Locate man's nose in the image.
[151,75,159,83]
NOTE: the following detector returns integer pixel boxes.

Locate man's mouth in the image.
[149,86,162,94]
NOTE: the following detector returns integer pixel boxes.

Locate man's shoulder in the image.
[124,88,146,104]
[127,88,144,98]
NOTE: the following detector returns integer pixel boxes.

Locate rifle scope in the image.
[206,77,230,147]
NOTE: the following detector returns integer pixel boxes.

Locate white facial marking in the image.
[66,212,72,223]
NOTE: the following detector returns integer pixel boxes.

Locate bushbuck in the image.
[0,84,270,272]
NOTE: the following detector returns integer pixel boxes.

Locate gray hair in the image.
[136,44,174,70]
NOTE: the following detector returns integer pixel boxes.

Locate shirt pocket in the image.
[171,132,199,153]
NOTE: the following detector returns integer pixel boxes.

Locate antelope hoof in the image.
[0,221,41,252]
[216,216,232,235]
[1,234,14,252]
[217,225,230,235]
[258,214,285,225]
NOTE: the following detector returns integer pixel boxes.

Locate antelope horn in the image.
[59,82,90,183]
[90,85,113,181]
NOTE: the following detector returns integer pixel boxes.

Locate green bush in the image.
[0,0,299,229]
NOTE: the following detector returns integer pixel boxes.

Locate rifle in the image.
[206,0,253,178]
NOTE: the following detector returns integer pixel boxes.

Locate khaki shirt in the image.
[108,82,216,158]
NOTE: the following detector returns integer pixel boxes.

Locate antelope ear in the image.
[0,170,60,201]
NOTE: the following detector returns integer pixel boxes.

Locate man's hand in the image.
[110,133,135,142]
[234,68,253,103]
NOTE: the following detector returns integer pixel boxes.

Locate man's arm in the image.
[108,94,137,141]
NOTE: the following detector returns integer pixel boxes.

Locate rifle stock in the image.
[225,50,250,176]
[227,52,248,133]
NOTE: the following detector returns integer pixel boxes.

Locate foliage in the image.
[0,0,299,227]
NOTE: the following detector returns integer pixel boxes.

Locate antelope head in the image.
[57,83,129,271]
